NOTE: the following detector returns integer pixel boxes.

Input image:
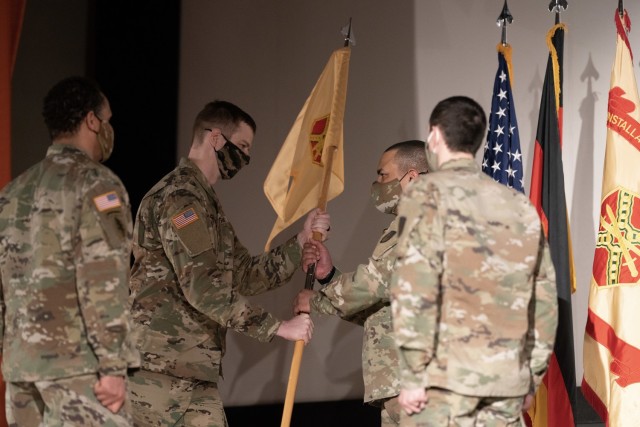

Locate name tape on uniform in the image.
[93,191,122,212]
[172,208,199,229]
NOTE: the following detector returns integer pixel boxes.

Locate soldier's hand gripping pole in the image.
[280,146,337,427]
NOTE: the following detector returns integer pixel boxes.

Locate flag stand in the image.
[280,146,337,427]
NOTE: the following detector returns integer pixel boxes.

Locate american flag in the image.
[93,191,121,211]
[482,46,523,193]
[172,208,199,229]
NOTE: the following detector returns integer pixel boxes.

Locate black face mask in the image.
[216,140,250,180]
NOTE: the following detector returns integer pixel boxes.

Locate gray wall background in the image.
[12,0,632,408]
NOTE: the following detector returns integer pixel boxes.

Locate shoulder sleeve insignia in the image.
[172,208,199,229]
[93,191,122,212]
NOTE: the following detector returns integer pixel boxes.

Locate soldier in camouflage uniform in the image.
[0,76,140,426]
[294,140,428,426]
[390,96,558,426]
[128,100,329,426]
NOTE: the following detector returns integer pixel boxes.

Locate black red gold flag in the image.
[526,22,577,427]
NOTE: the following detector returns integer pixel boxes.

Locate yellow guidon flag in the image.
[264,47,350,250]
[582,9,640,427]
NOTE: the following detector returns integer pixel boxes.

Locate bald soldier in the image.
[0,76,139,426]
[295,140,428,426]
[128,100,329,426]
[390,96,558,426]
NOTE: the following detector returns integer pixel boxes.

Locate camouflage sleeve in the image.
[390,182,444,390]
[309,269,376,326]
[160,193,281,342]
[76,179,136,377]
[310,270,342,316]
[232,233,302,297]
[528,234,559,392]
[312,250,392,322]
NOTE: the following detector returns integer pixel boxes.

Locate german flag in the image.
[525,22,577,427]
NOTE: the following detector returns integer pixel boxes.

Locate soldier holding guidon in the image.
[295,140,428,426]
[128,100,330,426]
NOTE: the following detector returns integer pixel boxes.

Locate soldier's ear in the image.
[431,126,444,148]
[427,127,443,153]
[86,110,101,134]
[213,130,226,150]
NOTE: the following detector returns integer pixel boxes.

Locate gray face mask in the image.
[370,178,402,215]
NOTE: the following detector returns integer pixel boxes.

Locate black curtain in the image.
[87,0,180,217]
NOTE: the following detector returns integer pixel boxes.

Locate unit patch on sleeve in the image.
[93,191,122,212]
[170,206,211,257]
[172,208,199,229]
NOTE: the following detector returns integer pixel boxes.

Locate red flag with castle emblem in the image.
[582,9,640,426]
[263,47,350,249]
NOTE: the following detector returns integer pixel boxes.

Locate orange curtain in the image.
[0,0,25,187]
[0,0,26,424]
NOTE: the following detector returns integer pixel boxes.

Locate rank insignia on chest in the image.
[93,191,122,212]
[172,208,199,229]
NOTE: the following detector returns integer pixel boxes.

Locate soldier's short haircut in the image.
[42,76,105,140]
[384,140,428,173]
[192,100,257,144]
[429,96,487,155]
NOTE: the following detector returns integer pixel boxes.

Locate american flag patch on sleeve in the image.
[172,208,199,229]
[93,191,122,211]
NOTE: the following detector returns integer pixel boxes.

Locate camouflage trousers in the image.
[400,388,524,427]
[129,369,227,427]
[6,373,133,427]
[380,396,401,426]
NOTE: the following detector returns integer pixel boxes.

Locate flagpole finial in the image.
[618,0,624,18]
[342,18,355,47]
[496,0,513,45]
[548,0,568,24]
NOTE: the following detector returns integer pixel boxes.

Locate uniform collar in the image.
[179,157,217,199]
[46,143,88,158]
[439,157,480,172]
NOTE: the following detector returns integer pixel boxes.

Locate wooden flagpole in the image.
[280,146,337,427]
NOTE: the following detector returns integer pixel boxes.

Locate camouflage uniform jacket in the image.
[0,144,139,382]
[130,158,302,382]
[390,158,558,397]
[310,216,401,404]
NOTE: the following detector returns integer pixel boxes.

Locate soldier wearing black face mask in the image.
[293,140,427,427]
[128,100,331,426]
[205,128,250,180]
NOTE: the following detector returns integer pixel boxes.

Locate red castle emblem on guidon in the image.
[607,86,640,153]
[309,115,329,166]
[592,187,640,287]
[590,187,640,389]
